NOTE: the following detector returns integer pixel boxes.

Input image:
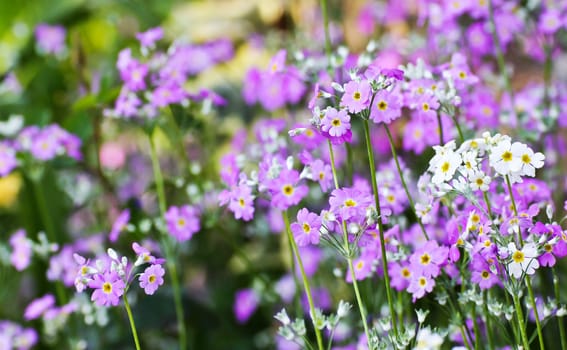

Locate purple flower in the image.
[121,61,148,92]
[35,24,66,55]
[234,288,259,324]
[341,80,371,113]
[132,242,165,265]
[136,27,163,49]
[149,83,187,108]
[409,240,449,278]
[109,209,130,242]
[290,208,321,246]
[24,294,55,320]
[329,187,372,221]
[369,89,402,124]
[225,184,255,221]
[539,9,564,34]
[0,143,17,177]
[407,273,435,301]
[381,68,404,80]
[88,271,125,307]
[268,169,308,210]
[309,159,333,192]
[30,132,59,160]
[139,264,165,295]
[258,73,286,111]
[9,230,32,271]
[321,107,351,137]
[164,205,201,242]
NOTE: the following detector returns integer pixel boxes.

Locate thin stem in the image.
[383,123,429,240]
[363,119,398,337]
[505,175,544,348]
[471,304,480,350]
[512,294,530,349]
[436,112,444,145]
[483,291,495,350]
[148,132,187,350]
[123,293,142,350]
[31,178,67,305]
[482,191,493,221]
[320,0,332,65]
[526,278,545,350]
[283,211,324,350]
[552,267,567,350]
[452,108,465,143]
[327,140,372,348]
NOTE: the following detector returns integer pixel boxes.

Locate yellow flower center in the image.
[422,103,430,111]
[402,268,411,278]
[344,199,357,207]
[420,253,431,265]
[103,282,113,294]
[481,270,490,279]
[521,154,531,164]
[149,274,156,284]
[502,151,513,162]
[356,261,364,270]
[377,101,388,111]
[544,244,552,252]
[441,162,450,173]
[418,277,427,287]
[353,92,361,101]
[476,178,484,186]
[332,118,341,127]
[238,198,246,207]
[283,185,294,196]
[512,250,524,263]
[302,223,311,233]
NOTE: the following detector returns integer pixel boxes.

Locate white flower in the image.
[414,327,444,350]
[489,140,522,175]
[507,242,540,279]
[513,143,545,177]
[469,171,491,192]
[431,151,462,184]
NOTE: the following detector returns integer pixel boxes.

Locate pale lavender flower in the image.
[139,264,165,295]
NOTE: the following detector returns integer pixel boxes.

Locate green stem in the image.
[148,132,187,350]
[362,119,398,337]
[552,267,567,350]
[452,108,465,143]
[482,191,493,221]
[471,304,480,350]
[31,178,67,305]
[123,293,141,350]
[327,140,372,348]
[345,143,353,186]
[283,211,324,350]
[512,294,530,349]
[483,291,495,350]
[436,112,444,145]
[526,278,545,350]
[383,124,429,240]
[505,175,544,349]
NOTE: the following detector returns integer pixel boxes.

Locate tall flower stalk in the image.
[148,131,187,350]
[282,210,324,350]
[123,293,141,350]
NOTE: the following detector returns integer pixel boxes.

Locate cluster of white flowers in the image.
[427,132,545,192]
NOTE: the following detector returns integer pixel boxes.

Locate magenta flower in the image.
[321,107,351,137]
[268,169,308,210]
[329,187,372,221]
[309,159,333,192]
[9,230,32,271]
[341,80,371,113]
[121,61,148,92]
[369,89,402,124]
[109,209,130,242]
[136,26,163,49]
[139,264,165,295]
[234,288,259,324]
[226,184,255,221]
[407,273,435,301]
[35,24,66,56]
[0,143,17,176]
[409,241,449,278]
[470,254,500,290]
[88,271,125,307]
[24,294,55,321]
[290,208,321,246]
[164,205,201,242]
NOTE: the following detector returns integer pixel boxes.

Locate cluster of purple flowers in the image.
[106,26,233,119]
[0,321,38,350]
[0,124,82,177]
[243,50,307,111]
[74,243,166,306]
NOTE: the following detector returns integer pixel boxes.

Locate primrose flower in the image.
[341,80,371,113]
[290,208,321,246]
[35,23,66,56]
[321,107,351,138]
[88,271,125,307]
[139,264,165,295]
[507,242,540,279]
[267,169,308,210]
[370,89,403,124]
[489,140,522,175]
[429,151,461,184]
[164,205,201,242]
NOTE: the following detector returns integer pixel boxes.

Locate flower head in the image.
[139,264,165,295]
